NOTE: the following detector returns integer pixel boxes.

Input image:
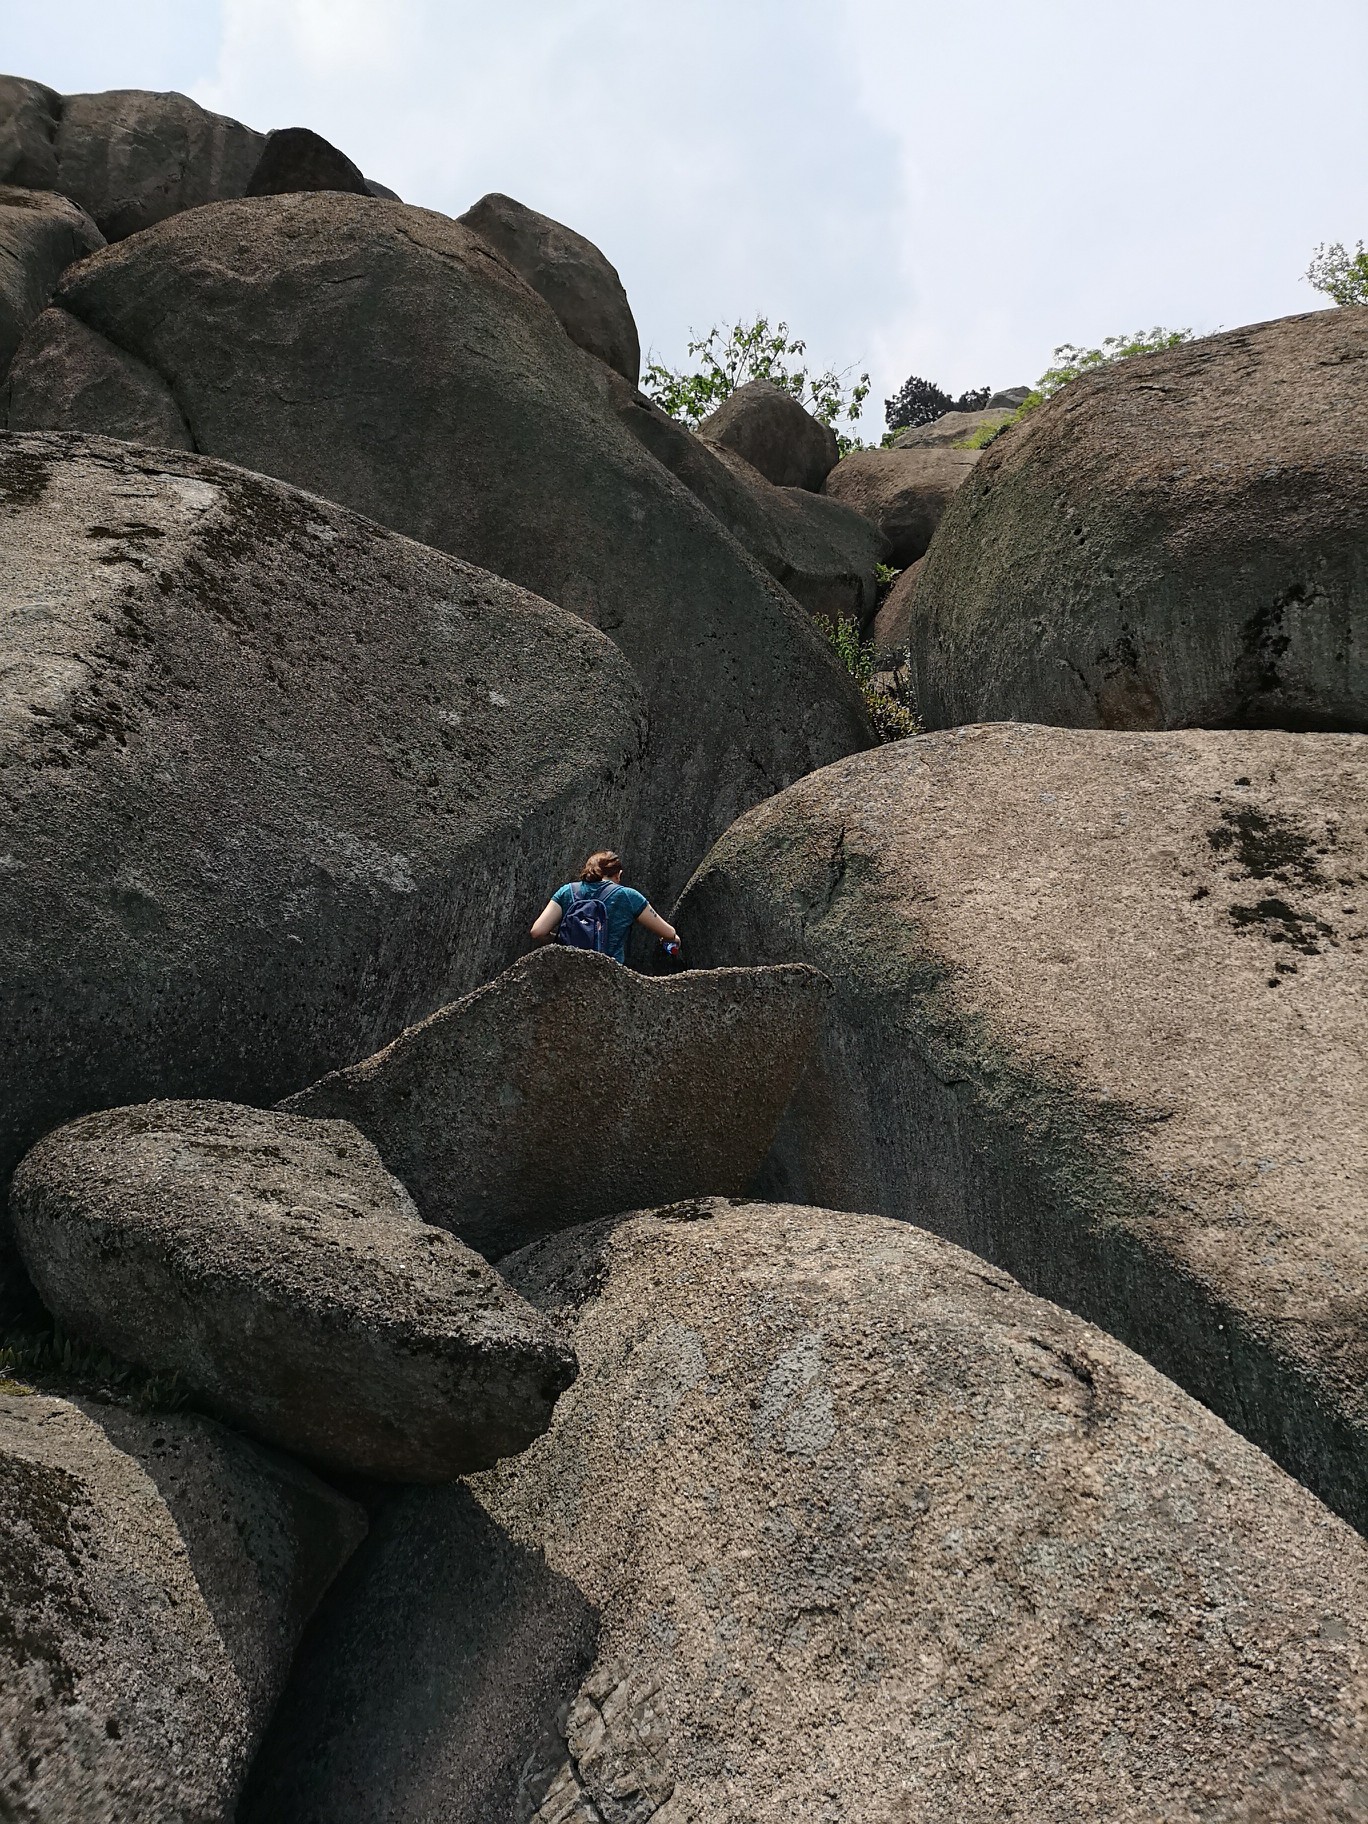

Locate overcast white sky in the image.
[6,1,1367,435]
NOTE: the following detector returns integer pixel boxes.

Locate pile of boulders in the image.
[2,68,1368,1824]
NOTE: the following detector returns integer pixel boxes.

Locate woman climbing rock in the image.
[530,849,681,964]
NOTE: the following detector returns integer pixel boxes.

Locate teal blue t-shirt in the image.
[553,881,648,962]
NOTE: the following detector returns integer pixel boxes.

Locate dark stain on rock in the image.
[1207,804,1324,883]
[1228,896,1334,953]
[0,445,52,510]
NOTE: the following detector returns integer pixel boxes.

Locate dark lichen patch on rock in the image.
[0,443,51,507]
[1228,895,1336,953]
[1207,802,1326,883]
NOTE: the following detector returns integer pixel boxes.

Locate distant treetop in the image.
[1306,242,1368,308]
[885,375,991,432]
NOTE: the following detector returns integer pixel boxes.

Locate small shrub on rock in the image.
[819,612,920,741]
[644,316,870,446]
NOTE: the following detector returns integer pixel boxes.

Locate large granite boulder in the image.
[676,725,1368,1532]
[281,947,830,1260]
[244,1200,1368,1823]
[4,305,192,442]
[889,404,1013,450]
[910,313,1368,732]
[459,190,640,385]
[822,406,1011,568]
[46,86,266,240]
[8,195,869,898]
[1,1388,364,1823]
[245,126,370,198]
[0,186,103,375]
[583,363,887,625]
[697,377,839,491]
[11,1101,577,1480]
[0,76,60,190]
[0,433,640,1195]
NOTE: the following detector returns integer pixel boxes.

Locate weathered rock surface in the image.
[245,1200,1368,1823]
[4,305,192,442]
[889,404,1012,450]
[11,1101,577,1480]
[245,125,370,198]
[676,724,1368,1532]
[823,408,1010,568]
[1,1388,364,1824]
[459,189,640,384]
[986,383,1031,409]
[9,195,869,897]
[0,77,60,190]
[603,368,886,624]
[911,312,1368,732]
[0,432,641,1193]
[871,553,922,654]
[48,87,266,240]
[281,947,830,1261]
[697,377,839,491]
[0,186,103,374]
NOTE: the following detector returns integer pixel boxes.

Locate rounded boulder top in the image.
[698,377,840,492]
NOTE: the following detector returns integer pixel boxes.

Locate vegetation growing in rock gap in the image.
[818,612,920,741]
[1306,241,1368,307]
[643,316,871,449]
[0,1318,186,1411]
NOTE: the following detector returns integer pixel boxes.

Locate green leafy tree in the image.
[884,374,991,433]
[643,316,871,450]
[1306,242,1368,307]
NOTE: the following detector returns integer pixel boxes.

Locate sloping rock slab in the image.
[11,1101,576,1480]
[281,947,830,1260]
[603,367,886,624]
[459,189,640,384]
[0,433,641,1192]
[51,86,266,239]
[4,305,192,442]
[698,377,838,491]
[7,194,870,900]
[910,312,1368,732]
[676,725,1368,1532]
[244,1200,1368,1823]
[1,1388,364,1824]
[0,186,103,374]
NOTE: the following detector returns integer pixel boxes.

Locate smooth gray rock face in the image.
[4,305,192,442]
[0,1388,365,1824]
[459,189,640,384]
[675,724,1368,1534]
[912,312,1368,734]
[9,195,869,899]
[986,384,1031,409]
[245,125,370,197]
[0,77,60,190]
[0,432,641,1195]
[0,186,102,375]
[51,87,266,239]
[601,365,887,626]
[245,1200,1368,1824]
[697,377,839,491]
[11,1101,578,1481]
[280,947,831,1261]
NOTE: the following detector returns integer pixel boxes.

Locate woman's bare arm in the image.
[636,904,679,945]
[530,899,563,942]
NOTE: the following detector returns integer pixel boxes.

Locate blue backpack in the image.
[558,883,618,953]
